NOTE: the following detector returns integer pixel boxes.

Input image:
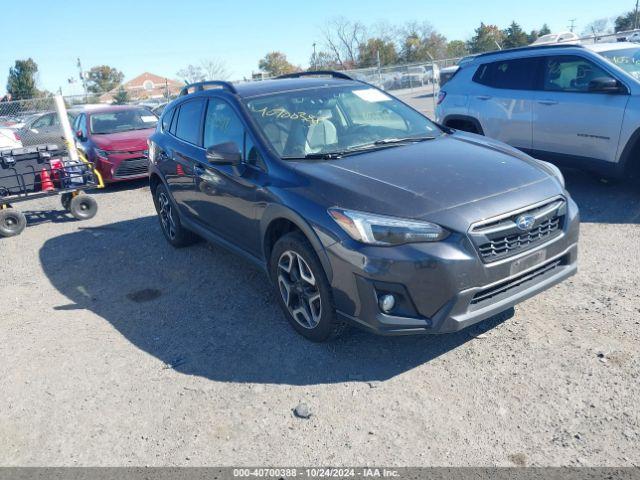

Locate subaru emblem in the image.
[515,214,536,231]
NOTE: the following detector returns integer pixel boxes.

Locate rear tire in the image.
[69,194,98,220]
[270,232,345,342]
[0,208,27,237]
[153,183,198,248]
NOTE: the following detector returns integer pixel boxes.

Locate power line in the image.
[568,19,577,32]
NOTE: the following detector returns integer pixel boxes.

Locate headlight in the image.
[537,160,565,188]
[94,148,109,159]
[328,208,448,246]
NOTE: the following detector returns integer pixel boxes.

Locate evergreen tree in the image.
[113,86,129,105]
[503,22,529,49]
[6,58,39,100]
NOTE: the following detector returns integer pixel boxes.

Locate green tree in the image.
[502,22,529,49]
[615,11,639,32]
[446,40,468,58]
[358,38,398,67]
[539,24,552,36]
[399,22,448,62]
[309,51,340,70]
[112,86,129,105]
[258,51,299,76]
[6,58,39,100]
[467,23,504,54]
[86,65,124,94]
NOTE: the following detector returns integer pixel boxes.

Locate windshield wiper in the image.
[283,136,438,160]
[373,135,437,145]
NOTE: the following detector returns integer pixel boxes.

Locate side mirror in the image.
[206,142,241,166]
[75,130,85,140]
[588,77,625,94]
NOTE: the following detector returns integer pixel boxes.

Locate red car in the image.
[72,105,158,183]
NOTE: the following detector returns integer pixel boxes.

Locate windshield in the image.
[600,47,640,80]
[89,108,158,134]
[244,86,441,159]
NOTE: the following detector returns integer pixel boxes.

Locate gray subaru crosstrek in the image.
[148,71,579,342]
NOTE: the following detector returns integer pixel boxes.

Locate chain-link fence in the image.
[0,97,66,151]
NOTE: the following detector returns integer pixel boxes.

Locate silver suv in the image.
[436,42,640,178]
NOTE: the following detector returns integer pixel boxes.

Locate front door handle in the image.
[476,95,492,100]
[538,100,558,106]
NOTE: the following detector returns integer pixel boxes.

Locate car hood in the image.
[91,128,154,151]
[291,132,560,222]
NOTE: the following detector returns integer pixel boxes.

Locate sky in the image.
[2,0,633,95]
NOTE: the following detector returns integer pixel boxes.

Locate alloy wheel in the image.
[277,250,322,329]
[158,192,176,240]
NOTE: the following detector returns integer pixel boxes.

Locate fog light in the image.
[379,294,396,313]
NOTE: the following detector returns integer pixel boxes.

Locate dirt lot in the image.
[1,157,639,466]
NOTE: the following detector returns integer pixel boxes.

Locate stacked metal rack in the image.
[0,144,103,237]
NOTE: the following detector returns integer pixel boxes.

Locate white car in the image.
[531,32,580,46]
[0,128,22,151]
[628,32,640,43]
[436,42,640,179]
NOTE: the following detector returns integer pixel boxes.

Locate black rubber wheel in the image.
[153,183,198,247]
[61,193,73,211]
[270,232,345,342]
[69,194,98,220]
[0,208,27,237]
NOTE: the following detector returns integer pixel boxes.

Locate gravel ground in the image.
[1,151,639,466]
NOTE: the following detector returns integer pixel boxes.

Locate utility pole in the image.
[634,0,639,30]
[312,43,317,70]
[568,19,576,32]
[76,57,88,101]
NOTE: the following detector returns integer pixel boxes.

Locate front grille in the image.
[114,156,148,178]
[470,198,565,263]
[478,217,561,259]
[470,258,563,305]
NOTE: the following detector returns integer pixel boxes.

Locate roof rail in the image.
[276,70,355,81]
[179,81,237,96]
[474,43,584,59]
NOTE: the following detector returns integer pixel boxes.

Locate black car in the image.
[148,72,579,342]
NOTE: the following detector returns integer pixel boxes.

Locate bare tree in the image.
[582,17,614,37]
[176,65,204,84]
[200,58,230,80]
[321,17,367,68]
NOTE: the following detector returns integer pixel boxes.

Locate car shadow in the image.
[562,168,640,224]
[40,215,509,386]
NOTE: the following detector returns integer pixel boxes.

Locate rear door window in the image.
[473,58,540,90]
[161,107,175,132]
[174,100,204,145]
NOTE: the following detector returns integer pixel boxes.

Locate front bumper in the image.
[95,153,149,183]
[325,198,579,335]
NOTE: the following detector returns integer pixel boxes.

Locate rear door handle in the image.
[538,100,558,106]
[476,95,492,100]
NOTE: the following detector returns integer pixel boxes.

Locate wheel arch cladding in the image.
[261,205,334,283]
[149,172,162,194]
[443,115,484,135]
[620,127,640,176]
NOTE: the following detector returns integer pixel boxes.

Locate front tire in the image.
[153,183,198,248]
[69,194,98,220]
[270,232,345,342]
